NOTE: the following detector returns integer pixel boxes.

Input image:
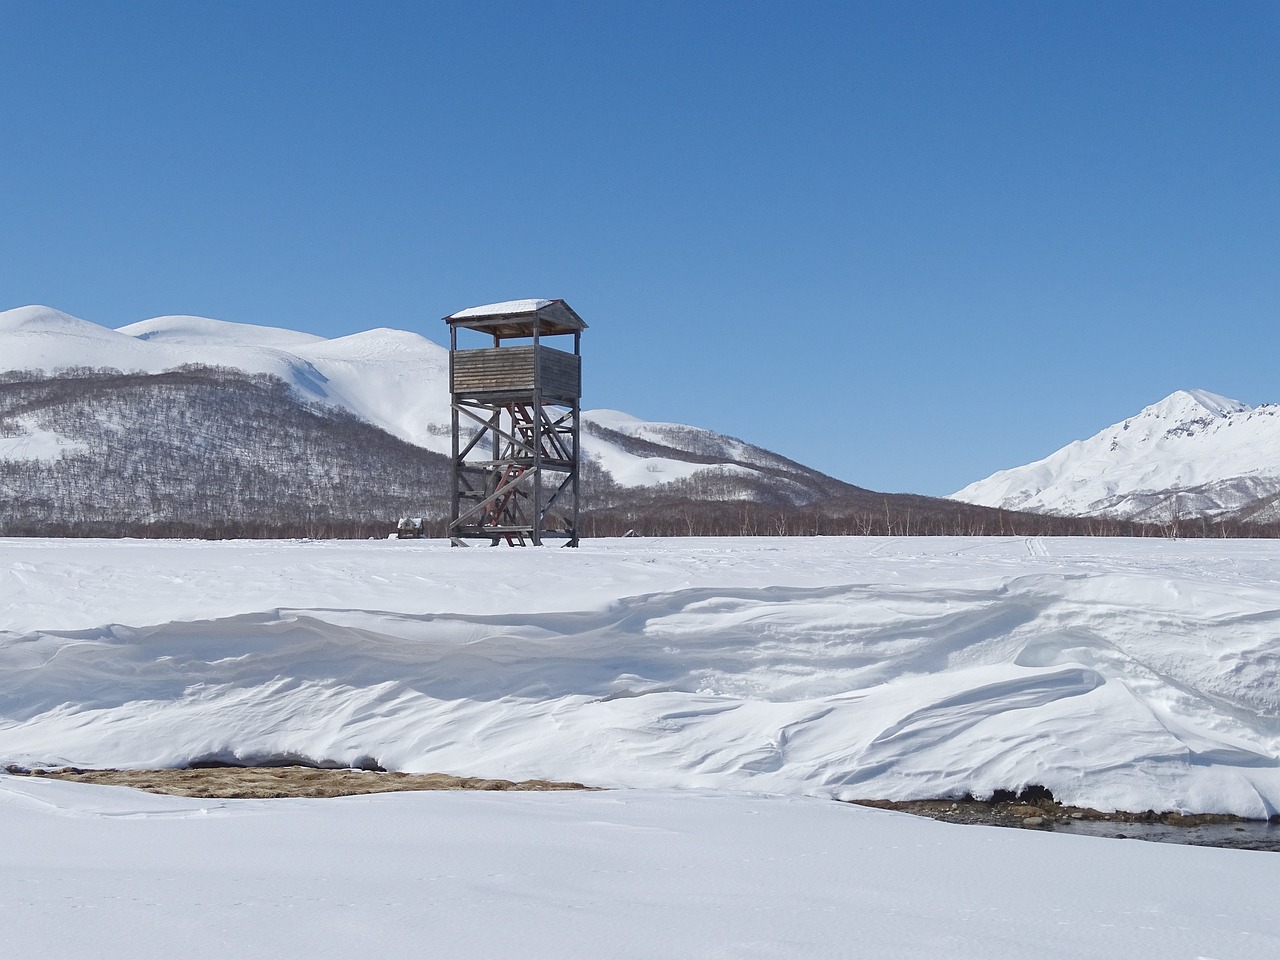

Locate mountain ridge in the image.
[1,304,874,505]
[0,305,896,532]
[951,388,1280,521]
[8,304,1262,535]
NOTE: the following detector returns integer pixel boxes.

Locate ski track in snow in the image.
[2,536,1279,816]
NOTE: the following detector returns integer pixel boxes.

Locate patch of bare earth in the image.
[3,766,594,799]
[850,787,1255,829]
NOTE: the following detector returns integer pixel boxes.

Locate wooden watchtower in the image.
[444,299,586,546]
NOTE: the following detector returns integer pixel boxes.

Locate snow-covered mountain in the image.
[951,389,1280,522]
[0,305,863,510]
[2,304,449,452]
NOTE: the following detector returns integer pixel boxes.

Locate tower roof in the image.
[443,299,587,338]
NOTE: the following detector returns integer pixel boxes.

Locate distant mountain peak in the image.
[951,388,1278,522]
[1139,389,1250,421]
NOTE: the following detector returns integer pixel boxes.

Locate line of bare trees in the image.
[578,499,1280,539]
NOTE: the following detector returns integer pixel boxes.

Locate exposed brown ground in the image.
[4,766,594,799]
[850,796,1252,828]
[6,768,1264,830]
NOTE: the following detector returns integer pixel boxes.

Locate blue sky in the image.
[2,1,1276,495]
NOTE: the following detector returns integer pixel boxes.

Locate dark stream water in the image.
[1051,818,1280,852]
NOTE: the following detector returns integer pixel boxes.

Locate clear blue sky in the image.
[2,1,1276,495]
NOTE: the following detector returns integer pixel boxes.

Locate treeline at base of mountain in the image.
[2,367,1278,540]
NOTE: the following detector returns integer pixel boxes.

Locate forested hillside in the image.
[0,367,447,537]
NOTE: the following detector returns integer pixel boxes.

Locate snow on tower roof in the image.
[447,299,555,320]
[443,299,587,338]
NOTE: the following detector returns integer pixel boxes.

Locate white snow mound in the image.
[3,536,1278,817]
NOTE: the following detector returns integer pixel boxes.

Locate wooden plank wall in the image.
[537,346,581,399]
[452,345,580,399]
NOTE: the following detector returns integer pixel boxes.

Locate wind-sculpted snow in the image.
[2,537,1279,816]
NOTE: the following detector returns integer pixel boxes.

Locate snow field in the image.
[3,536,1279,959]
[2,536,1278,816]
[1,776,1277,960]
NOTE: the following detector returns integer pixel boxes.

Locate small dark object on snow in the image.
[396,517,425,539]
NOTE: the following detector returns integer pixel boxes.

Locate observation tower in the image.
[443,299,586,546]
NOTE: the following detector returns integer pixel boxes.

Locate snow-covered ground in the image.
[4,535,1279,958]
[3,775,1277,960]
[3,535,1278,817]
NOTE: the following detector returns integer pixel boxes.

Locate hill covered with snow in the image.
[3,304,452,452]
[950,389,1280,522]
[0,365,446,536]
[0,305,869,514]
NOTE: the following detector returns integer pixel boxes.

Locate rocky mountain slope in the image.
[950,389,1280,522]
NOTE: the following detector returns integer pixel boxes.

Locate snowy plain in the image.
[4,776,1278,960]
[3,535,1280,957]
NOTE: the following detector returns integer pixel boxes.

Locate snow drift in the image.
[3,536,1278,817]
